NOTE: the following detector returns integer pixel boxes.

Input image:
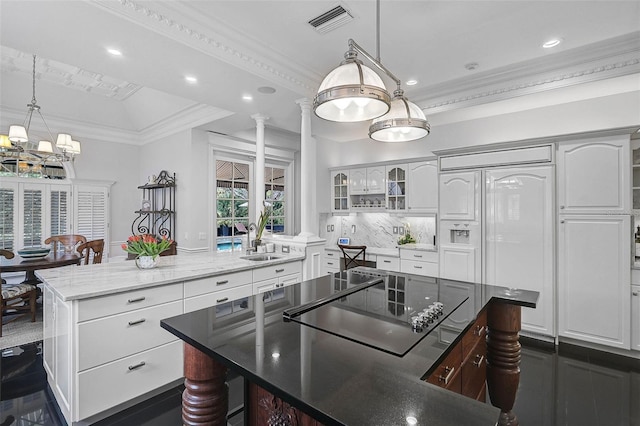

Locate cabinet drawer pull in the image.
[275,268,285,273]
[633,291,638,296]
[414,265,423,269]
[327,262,334,265]
[438,366,456,385]
[127,296,146,304]
[327,253,335,257]
[216,297,229,303]
[216,280,229,285]
[383,260,391,263]
[128,318,146,326]
[413,254,423,258]
[474,325,486,336]
[128,361,146,371]
[473,355,485,368]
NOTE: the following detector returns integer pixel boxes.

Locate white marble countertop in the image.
[37,251,305,302]
[325,243,437,257]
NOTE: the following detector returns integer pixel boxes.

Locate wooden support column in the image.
[182,343,229,426]
[486,301,522,426]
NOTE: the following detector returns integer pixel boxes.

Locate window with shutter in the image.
[50,189,70,236]
[75,186,108,242]
[22,188,43,247]
[0,187,16,250]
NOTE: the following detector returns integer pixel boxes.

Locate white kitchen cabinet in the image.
[633,285,640,351]
[558,215,631,349]
[557,135,630,214]
[386,164,407,211]
[484,166,554,337]
[399,249,437,277]
[331,170,350,212]
[439,171,479,220]
[376,254,400,272]
[407,160,438,213]
[322,249,341,275]
[439,246,479,283]
[253,261,302,293]
[350,166,386,195]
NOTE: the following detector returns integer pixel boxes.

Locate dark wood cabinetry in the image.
[425,308,488,401]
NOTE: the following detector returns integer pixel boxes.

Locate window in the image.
[0,186,16,250]
[216,160,250,252]
[264,166,285,234]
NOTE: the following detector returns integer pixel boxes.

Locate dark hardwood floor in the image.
[1,339,638,425]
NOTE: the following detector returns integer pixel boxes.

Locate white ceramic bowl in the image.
[17,247,51,259]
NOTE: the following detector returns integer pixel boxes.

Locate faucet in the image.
[246,223,257,254]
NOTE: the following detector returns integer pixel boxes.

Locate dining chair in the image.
[0,249,14,285]
[77,239,105,265]
[0,249,37,337]
[45,234,87,254]
[338,244,367,270]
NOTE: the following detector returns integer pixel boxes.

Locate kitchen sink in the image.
[240,254,282,261]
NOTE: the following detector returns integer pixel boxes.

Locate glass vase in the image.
[135,255,158,269]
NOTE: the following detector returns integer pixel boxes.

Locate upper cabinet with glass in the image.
[632,138,640,210]
[386,165,407,211]
[331,170,349,213]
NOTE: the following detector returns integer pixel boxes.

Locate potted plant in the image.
[122,234,173,269]
[254,205,272,246]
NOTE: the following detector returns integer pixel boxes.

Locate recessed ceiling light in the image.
[406,416,418,425]
[242,94,253,101]
[272,352,280,359]
[406,79,418,86]
[257,86,276,94]
[543,38,562,48]
[185,76,198,84]
[107,48,122,56]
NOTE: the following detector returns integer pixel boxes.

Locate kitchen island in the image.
[36,250,305,425]
[161,267,538,426]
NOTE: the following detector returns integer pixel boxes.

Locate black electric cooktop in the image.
[283,268,468,356]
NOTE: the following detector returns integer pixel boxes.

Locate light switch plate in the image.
[282,245,290,253]
[399,226,405,235]
[393,226,398,234]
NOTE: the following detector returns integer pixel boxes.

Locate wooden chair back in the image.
[1,248,37,337]
[77,239,105,265]
[45,234,87,253]
[338,244,367,270]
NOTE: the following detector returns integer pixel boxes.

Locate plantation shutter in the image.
[50,186,71,236]
[21,184,44,247]
[74,185,109,255]
[0,183,17,250]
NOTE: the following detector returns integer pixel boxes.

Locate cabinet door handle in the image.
[128,361,146,371]
[473,355,485,367]
[275,268,285,273]
[128,318,146,326]
[127,296,146,304]
[216,297,229,303]
[560,205,565,209]
[560,220,565,224]
[633,291,638,296]
[438,366,456,385]
[474,325,486,336]
[216,280,229,285]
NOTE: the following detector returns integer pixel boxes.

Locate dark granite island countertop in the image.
[161,268,538,426]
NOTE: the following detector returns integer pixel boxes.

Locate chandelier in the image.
[313,0,429,142]
[1,54,80,177]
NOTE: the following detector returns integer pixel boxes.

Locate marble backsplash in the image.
[319,213,436,248]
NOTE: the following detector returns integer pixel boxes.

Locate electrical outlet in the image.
[351,225,356,234]
[327,225,331,232]
[399,226,405,235]
[393,226,398,234]
[281,245,290,253]
[331,224,334,232]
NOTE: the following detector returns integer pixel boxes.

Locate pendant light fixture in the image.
[4,54,80,159]
[313,0,429,142]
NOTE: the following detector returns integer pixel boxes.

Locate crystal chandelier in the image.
[1,54,80,177]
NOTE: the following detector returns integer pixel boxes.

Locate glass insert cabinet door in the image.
[387,165,407,211]
[332,170,349,212]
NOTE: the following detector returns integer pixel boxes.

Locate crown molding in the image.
[416,32,640,114]
[91,0,319,96]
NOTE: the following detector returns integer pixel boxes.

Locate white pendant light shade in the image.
[68,140,81,155]
[8,125,28,143]
[369,91,430,142]
[0,134,11,148]
[314,56,391,122]
[56,133,73,149]
[37,140,53,152]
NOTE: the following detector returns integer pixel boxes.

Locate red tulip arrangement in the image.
[121,234,173,257]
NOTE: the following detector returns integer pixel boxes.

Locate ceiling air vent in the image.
[308,5,354,34]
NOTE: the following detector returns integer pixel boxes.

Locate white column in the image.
[296,98,317,237]
[251,114,269,225]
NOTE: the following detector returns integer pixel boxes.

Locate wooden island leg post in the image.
[183,343,229,426]
[486,301,522,426]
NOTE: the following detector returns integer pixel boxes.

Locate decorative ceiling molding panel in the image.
[0,47,141,101]
[91,0,318,96]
